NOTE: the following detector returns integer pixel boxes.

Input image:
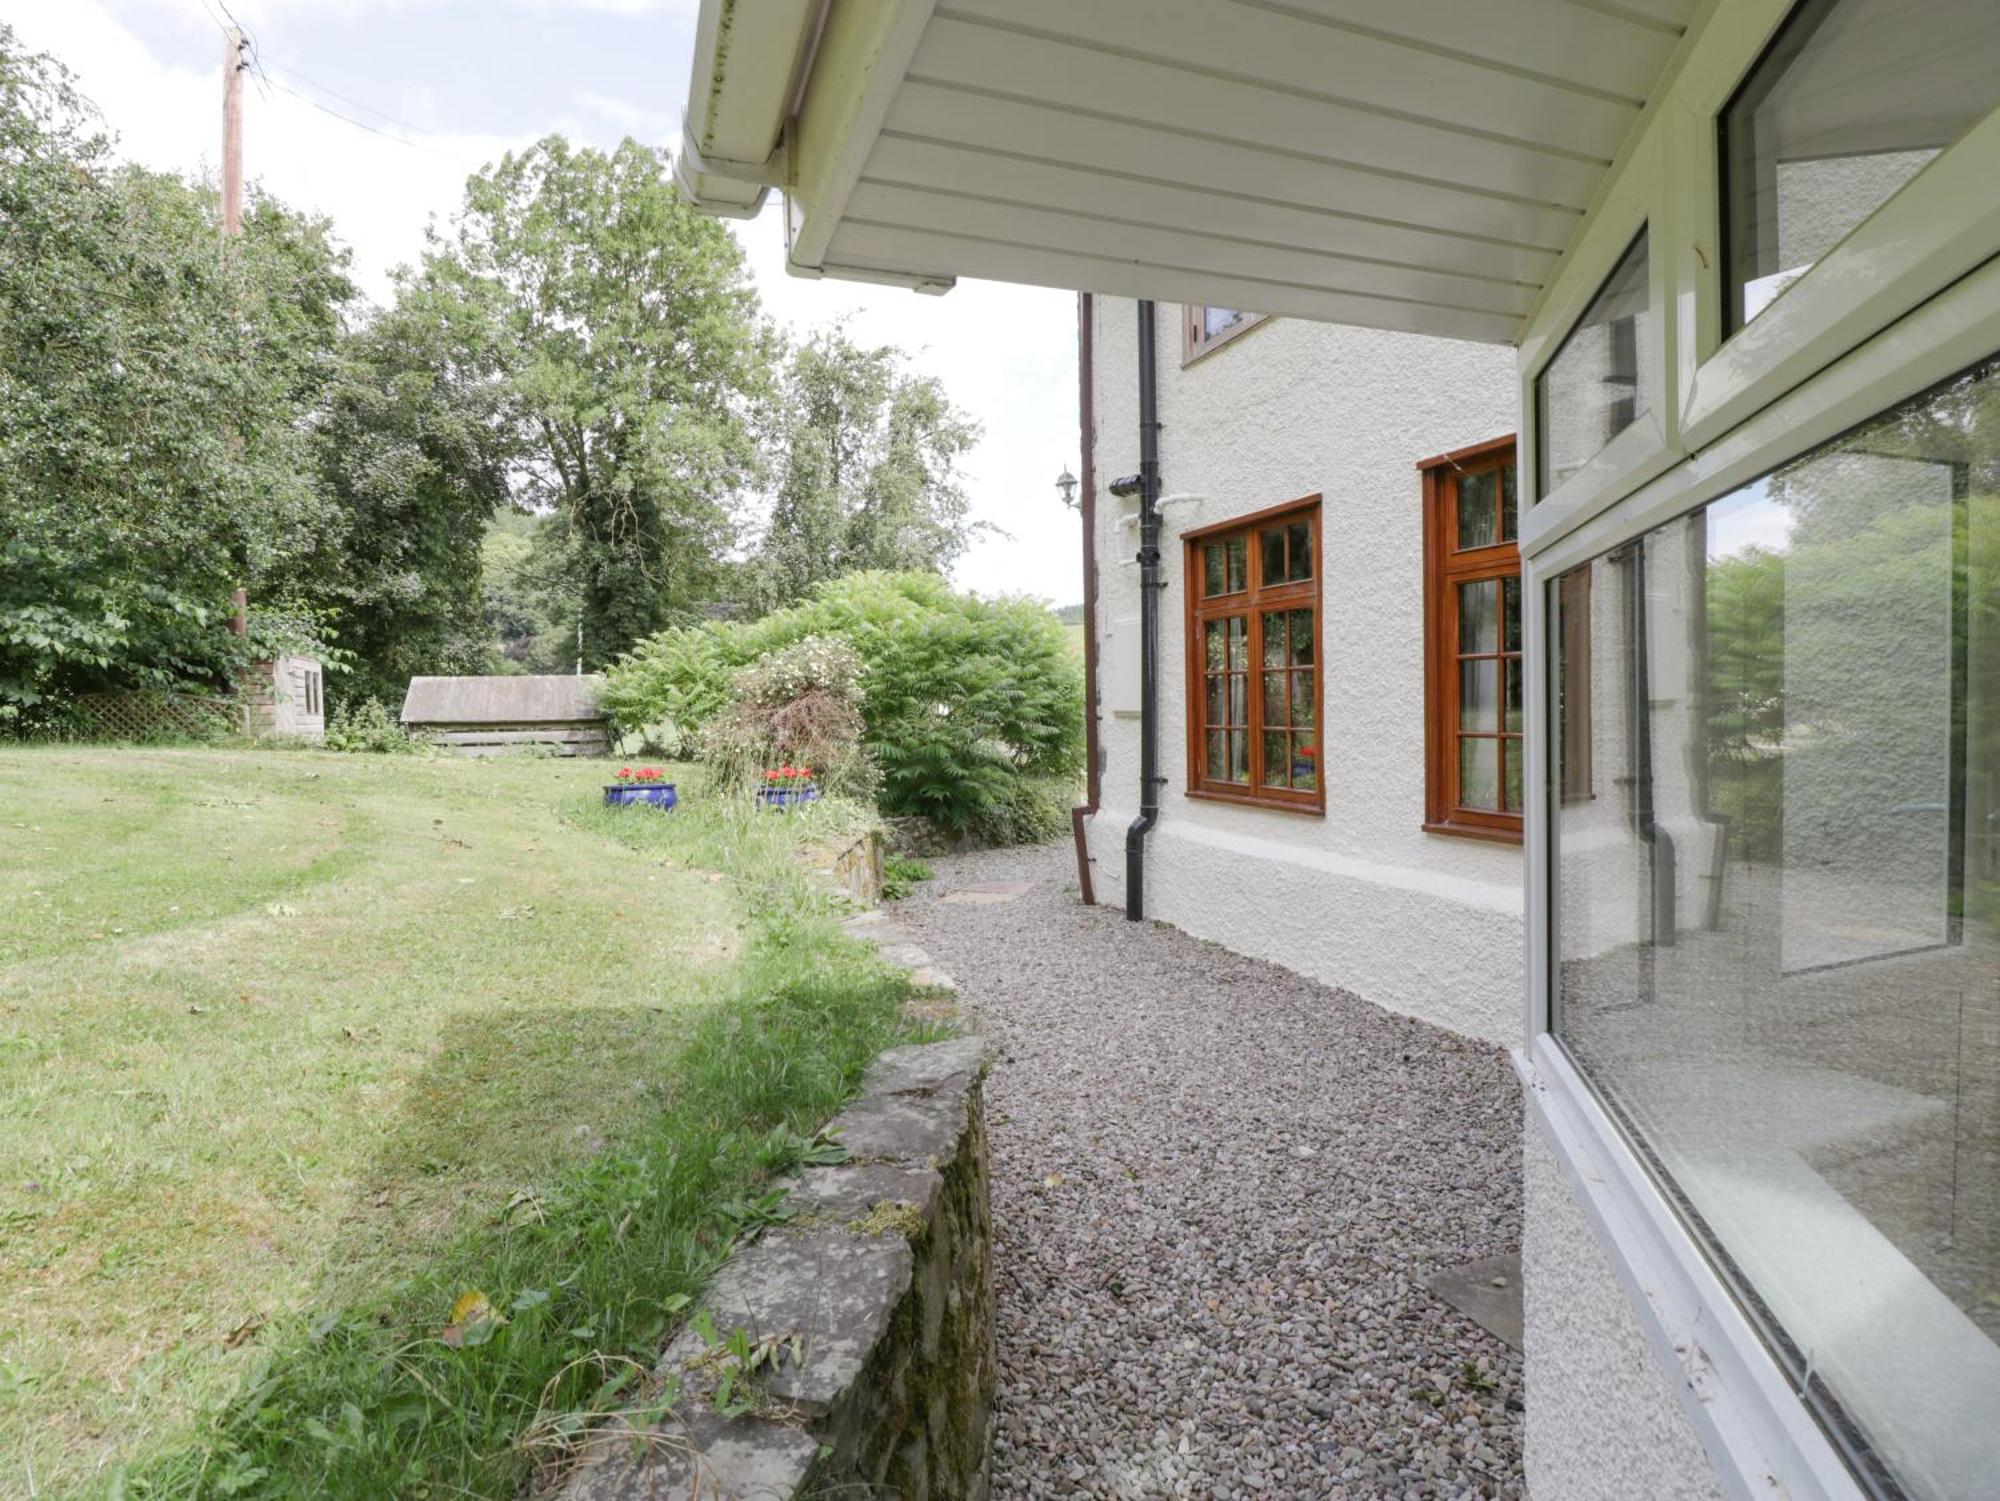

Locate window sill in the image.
[1185,787,1324,817]
[1423,819,1522,846]
[1518,1035,1868,1501]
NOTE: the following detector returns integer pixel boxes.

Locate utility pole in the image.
[221,26,246,239]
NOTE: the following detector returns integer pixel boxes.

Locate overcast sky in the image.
[0,0,1085,605]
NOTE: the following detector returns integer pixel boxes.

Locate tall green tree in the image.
[307,281,515,702]
[754,327,981,609]
[412,136,772,668]
[0,30,356,712]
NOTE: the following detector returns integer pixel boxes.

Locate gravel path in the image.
[893,842,1525,1500]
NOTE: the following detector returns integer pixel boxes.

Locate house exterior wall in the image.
[1522,1121,1725,1501]
[1080,298,1525,1048]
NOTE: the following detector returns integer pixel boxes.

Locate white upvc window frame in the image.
[1513,1,2000,1496]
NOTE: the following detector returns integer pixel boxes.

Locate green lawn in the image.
[0,747,917,1498]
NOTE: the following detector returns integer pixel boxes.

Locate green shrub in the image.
[880,855,932,901]
[323,697,432,754]
[603,573,1083,840]
[698,636,874,798]
[597,625,734,757]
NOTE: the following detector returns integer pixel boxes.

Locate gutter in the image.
[1120,300,1164,922]
[1071,292,1100,904]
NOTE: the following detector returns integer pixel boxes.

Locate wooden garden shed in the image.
[399,675,610,758]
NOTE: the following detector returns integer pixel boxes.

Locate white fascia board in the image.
[678,0,822,218]
[784,0,939,276]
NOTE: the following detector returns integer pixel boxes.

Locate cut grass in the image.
[0,748,921,1498]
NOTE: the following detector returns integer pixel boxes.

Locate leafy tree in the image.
[0,30,356,714]
[481,509,579,674]
[754,327,981,609]
[412,136,772,668]
[306,282,515,703]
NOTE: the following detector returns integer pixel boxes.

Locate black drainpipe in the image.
[1122,300,1163,921]
[1620,538,1676,949]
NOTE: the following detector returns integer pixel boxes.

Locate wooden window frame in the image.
[1182,304,1270,365]
[1420,435,1524,844]
[1182,496,1324,814]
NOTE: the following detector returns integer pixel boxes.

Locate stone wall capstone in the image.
[558,1035,994,1501]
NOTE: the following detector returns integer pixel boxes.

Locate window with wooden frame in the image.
[1421,436,1523,842]
[1182,498,1322,812]
[1182,305,1268,364]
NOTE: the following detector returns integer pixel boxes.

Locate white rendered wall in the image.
[1523,1121,1727,1501]
[1081,298,1525,1048]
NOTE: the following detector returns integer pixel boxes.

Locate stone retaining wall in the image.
[559,1035,993,1501]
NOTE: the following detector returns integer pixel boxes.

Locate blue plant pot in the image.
[604,783,678,810]
[755,784,820,811]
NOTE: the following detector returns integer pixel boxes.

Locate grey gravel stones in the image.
[894,843,1526,1500]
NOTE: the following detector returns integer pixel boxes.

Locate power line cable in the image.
[265,76,483,167]
[261,57,451,141]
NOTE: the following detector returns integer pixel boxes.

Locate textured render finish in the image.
[1082,297,1526,1047]
[1522,1119,1727,1501]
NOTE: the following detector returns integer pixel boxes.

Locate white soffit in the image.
[694,0,1702,343]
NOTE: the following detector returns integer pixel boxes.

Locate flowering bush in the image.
[698,637,870,798]
[605,572,1083,840]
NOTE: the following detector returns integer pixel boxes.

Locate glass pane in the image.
[1228,729,1249,784]
[1723,0,2000,333]
[1206,675,1226,726]
[1503,576,1521,652]
[1553,355,2000,1501]
[1228,538,1246,593]
[1205,619,1226,671]
[1205,544,1225,597]
[1290,670,1314,727]
[1458,579,1498,654]
[1261,527,1285,590]
[1459,659,1498,734]
[1203,305,1245,339]
[1536,227,1652,496]
[1456,468,1498,549]
[1263,612,1288,669]
[1205,729,1226,781]
[1287,519,1311,579]
[1263,671,1286,726]
[1501,463,1518,542]
[1502,737,1522,813]
[1292,747,1317,792]
[1457,737,1497,811]
[1503,658,1523,729]
[1228,673,1247,728]
[1291,609,1314,667]
[1229,617,1248,670]
[1262,732,1289,789]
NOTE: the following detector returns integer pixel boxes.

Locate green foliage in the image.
[753,327,982,610]
[597,622,734,756]
[322,698,431,755]
[481,510,577,675]
[605,572,1084,839]
[413,136,773,669]
[0,32,359,712]
[305,284,514,703]
[880,855,932,901]
[697,636,872,797]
